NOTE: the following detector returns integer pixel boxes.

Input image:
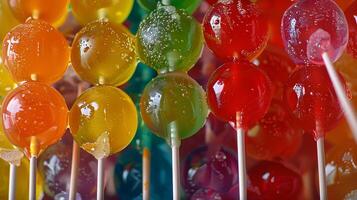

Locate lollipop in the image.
[136,4,203,74]
[207,60,272,199]
[7,0,69,26]
[137,0,201,14]
[71,20,137,86]
[2,81,68,200]
[69,86,137,200]
[2,19,70,84]
[284,65,349,199]
[0,60,16,99]
[71,0,134,25]
[0,0,19,41]
[326,142,357,200]
[202,0,269,61]
[140,72,208,199]
[249,161,302,200]
[346,1,357,59]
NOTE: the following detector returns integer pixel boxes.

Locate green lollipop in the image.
[136,5,203,74]
[137,0,201,14]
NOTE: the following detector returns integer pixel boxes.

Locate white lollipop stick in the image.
[8,163,16,200]
[169,122,180,200]
[316,137,327,200]
[29,156,36,200]
[69,85,83,200]
[97,158,104,200]
[322,53,357,142]
[143,148,150,200]
[236,112,247,200]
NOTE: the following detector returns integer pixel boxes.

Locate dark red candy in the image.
[346,1,357,59]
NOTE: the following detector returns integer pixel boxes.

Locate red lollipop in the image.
[346,1,357,59]
[203,0,269,61]
[207,60,272,130]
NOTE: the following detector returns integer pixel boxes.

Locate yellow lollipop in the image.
[0,57,16,98]
[69,86,137,159]
[71,20,137,86]
[71,0,134,25]
[0,0,19,41]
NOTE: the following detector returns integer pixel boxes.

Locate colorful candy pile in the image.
[0,0,356,200]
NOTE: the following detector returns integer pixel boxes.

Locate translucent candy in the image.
[203,0,269,61]
[206,61,272,130]
[38,141,97,199]
[346,1,357,59]
[136,5,203,74]
[137,0,201,14]
[7,0,69,27]
[248,161,302,200]
[284,65,349,138]
[71,21,137,86]
[326,143,357,200]
[69,86,137,159]
[140,72,208,141]
[2,82,68,157]
[0,0,19,41]
[281,0,348,65]
[71,0,134,25]
[2,19,70,84]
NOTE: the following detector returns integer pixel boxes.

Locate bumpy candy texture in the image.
[137,0,201,14]
[281,0,348,65]
[326,143,357,200]
[207,61,272,130]
[284,65,348,138]
[246,101,302,161]
[249,161,302,200]
[136,5,203,74]
[2,19,69,84]
[0,0,19,41]
[38,141,97,200]
[71,0,134,25]
[2,82,68,157]
[71,21,137,86]
[69,86,137,159]
[182,146,238,198]
[346,1,357,59]
[203,0,269,61]
[140,72,208,142]
[7,0,68,26]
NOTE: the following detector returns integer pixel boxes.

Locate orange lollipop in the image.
[2,19,69,84]
[7,0,69,26]
[1,81,68,157]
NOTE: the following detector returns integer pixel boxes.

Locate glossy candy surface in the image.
[346,1,357,59]
[137,0,201,14]
[326,143,357,200]
[136,5,203,74]
[69,86,137,159]
[7,0,68,26]
[203,0,269,61]
[249,161,302,200]
[140,72,208,141]
[71,21,137,86]
[284,65,348,139]
[281,0,348,65]
[2,82,68,157]
[207,61,272,130]
[2,19,69,84]
[0,0,19,41]
[71,0,134,25]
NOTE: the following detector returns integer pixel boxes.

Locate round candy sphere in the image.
[71,21,137,86]
[2,81,68,157]
[2,19,70,84]
[71,0,134,25]
[140,72,208,141]
[69,86,137,159]
[203,0,269,61]
[0,0,19,41]
[284,65,349,138]
[249,161,302,200]
[207,61,272,130]
[7,0,68,26]
[136,5,203,74]
[281,0,348,65]
[346,1,357,59]
[0,61,16,98]
[137,0,201,14]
